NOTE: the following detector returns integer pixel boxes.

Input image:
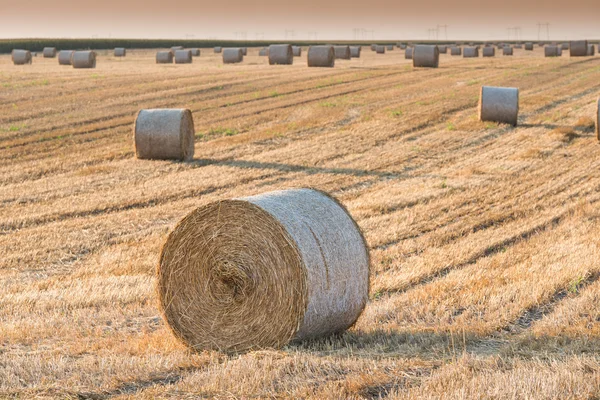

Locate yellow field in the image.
[2,47,600,399]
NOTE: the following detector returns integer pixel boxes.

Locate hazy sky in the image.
[2,0,599,40]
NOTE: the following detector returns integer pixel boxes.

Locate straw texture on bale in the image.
[463,47,478,57]
[334,46,351,60]
[438,45,447,54]
[596,98,599,141]
[156,51,174,64]
[11,50,32,65]
[570,40,588,57]
[174,50,193,64]
[307,46,335,68]
[71,51,96,69]
[258,48,268,56]
[588,45,596,56]
[405,48,413,59]
[223,48,244,64]
[114,48,126,57]
[350,46,361,58]
[525,42,534,51]
[189,48,200,56]
[375,45,385,54]
[479,86,519,126]
[134,109,195,161]
[268,44,294,65]
[483,47,495,57]
[214,47,222,53]
[545,46,560,57]
[413,45,439,68]
[157,188,370,353]
[503,46,513,56]
[42,47,56,58]
[58,50,74,65]
[292,46,302,57]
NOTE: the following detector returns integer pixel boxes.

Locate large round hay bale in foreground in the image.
[334,46,351,60]
[545,46,560,57]
[463,47,478,57]
[43,47,56,58]
[503,46,513,56]
[375,45,385,54]
[570,40,588,57]
[156,51,174,64]
[268,44,293,65]
[292,46,302,57]
[12,50,32,65]
[223,48,244,64]
[114,48,126,57]
[72,51,96,69]
[483,47,495,57]
[174,50,193,64]
[413,45,439,68]
[157,188,369,353]
[307,46,335,67]
[450,46,462,56]
[58,50,74,65]
[350,46,361,58]
[134,109,195,161]
[479,86,519,126]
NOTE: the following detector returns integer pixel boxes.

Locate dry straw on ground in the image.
[334,46,351,60]
[133,109,195,161]
[350,46,361,58]
[307,46,335,68]
[413,45,439,68]
[570,40,588,57]
[114,48,126,57]
[156,51,174,64]
[174,50,193,64]
[11,49,32,65]
[157,188,370,353]
[42,47,56,58]
[71,51,96,69]
[268,44,294,65]
[479,86,519,126]
[58,50,74,65]
[223,48,244,64]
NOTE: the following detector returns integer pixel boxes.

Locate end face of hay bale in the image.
[12,49,32,65]
[375,45,385,54]
[479,86,519,126]
[450,46,462,56]
[413,45,439,68]
[307,46,335,68]
[292,46,302,57]
[214,47,222,53]
[570,40,588,56]
[42,47,56,58]
[350,46,361,58]
[157,188,369,353]
[58,50,74,65]
[174,50,193,64]
[72,51,96,69]
[114,48,126,57]
[223,48,244,64]
[483,47,495,57]
[333,46,351,60]
[156,51,174,64]
[134,108,195,161]
[503,46,513,56]
[268,44,294,65]
[463,47,479,57]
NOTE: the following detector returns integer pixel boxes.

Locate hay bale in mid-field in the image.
[399,43,407,49]
[11,50,32,65]
[438,45,447,54]
[525,42,533,51]
[72,51,96,68]
[156,51,174,64]
[334,46,351,59]
[413,45,438,68]
[588,45,596,56]
[375,45,385,54]
[214,47,222,53]
[174,50,193,64]
[463,47,478,57]
[58,50,74,65]
[114,48,126,57]
[292,46,302,57]
[134,109,195,161]
[157,188,370,353]
[405,48,413,59]
[544,46,560,57]
[386,44,394,51]
[570,40,588,57]
[479,86,519,126]
[370,44,377,51]
[350,46,361,58]
[259,48,268,56]
[189,48,200,56]
[223,48,244,64]
[307,46,335,67]
[597,98,600,141]
[450,46,462,56]
[483,47,495,57]
[503,46,513,56]
[43,47,56,58]
[561,43,569,50]
[268,44,293,65]
[241,47,248,56]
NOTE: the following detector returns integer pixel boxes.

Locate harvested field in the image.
[2,46,600,398]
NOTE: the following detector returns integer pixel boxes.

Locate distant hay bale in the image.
[268,44,294,65]
[189,48,200,56]
[514,44,523,49]
[413,45,438,68]
[561,43,569,50]
[134,109,195,161]
[11,50,32,65]
[438,45,447,54]
[597,98,599,141]
[399,43,407,49]
[114,48,126,57]
[450,46,462,56]
[570,40,588,57]
[292,46,302,57]
[156,51,173,64]
[223,48,244,64]
[525,42,533,51]
[370,44,377,51]
[241,47,248,56]
[214,47,222,53]
[483,47,495,57]
[588,45,596,56]
[350,46,361,58]
[43,47,56,58]
[375,45,385,54]
[58,50,74,65]
[72,51,97,69]
[405,48,413,59]
[157,188,370,353]
[479,86,519,126]
[259,48,268,56]
[386,44,394,51]
[171,46,184,53]
[307,46,335,67]
[503,46,513,56]
[334,46,351,60]
[463,47,478,57]
[174,50,193,64]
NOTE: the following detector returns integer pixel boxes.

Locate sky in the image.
[1,0,599,40]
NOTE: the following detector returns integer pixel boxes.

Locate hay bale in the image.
[544,46,560,57]
[525,42,534,51]
[413,45,438,68]
[171,46,184,53]
[134,109,195,161]
[223,48,244,64]
[189,48,201,56]
[479,86,519,126]
[375,45,385,54]
[307,46,335,67]
[570,40,588,57]
[214,47,222,53]
[292,46,302,57]
[334,46,351,60]
[174,50,193,64]
[42,47,56,58]
[399,43,407,50]
[561,43,570,50]
[350,46,361,58]
[156,51,174,64]
[386,44,394,51]
[114,48,126,57]
[438,45,447,54]
[241,47,248,56]
[370,44,377,51]
[58,50,74,65]
[503,46,513,56]
[514,44,523,49]
[597,98,600,141]
[11,50,32,65]
[463,47,478,57]
[450,46,462,56]
[268,44,294,65]
[72,51,96,69]
[405,48,413,59]
[157,188,369,353]
[259,48,268,57]
[483,47,495,57]
[588,45,596,56]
